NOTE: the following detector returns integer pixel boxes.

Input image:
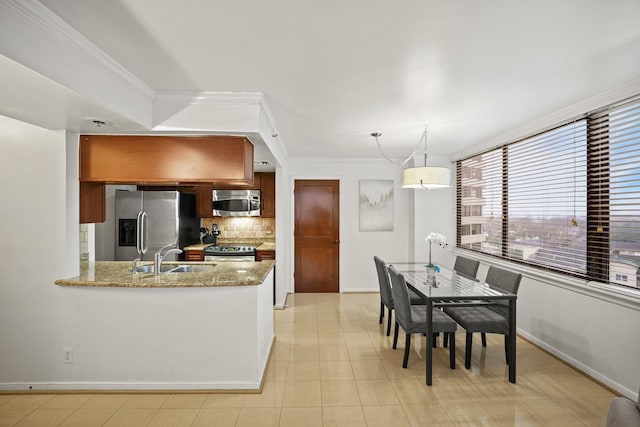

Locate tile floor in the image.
[0,292,617,426]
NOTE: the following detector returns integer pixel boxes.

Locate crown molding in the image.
[1,0,154,100]
[154,91,264,105]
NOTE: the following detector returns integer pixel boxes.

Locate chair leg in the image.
[379,301,384,324]
[481,332,487,347]
[504,334,509,365]
[449,332,456,369]
[465,332,473,369]
[392,322,399,349]
[402,333,411,368]
[386,308,393,336]
[443,333,449,348]
[432,333,438,348]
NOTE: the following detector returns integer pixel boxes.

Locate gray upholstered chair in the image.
[445,265,522,369]
[453,256,480,280]
[443,256,481,348]
[607,387,640,427]
[387,266,457,369]
[373,256,425,336]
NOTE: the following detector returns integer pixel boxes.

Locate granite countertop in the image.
[182,243,212,251]
[55,260,275,288]
[256,242,275,251]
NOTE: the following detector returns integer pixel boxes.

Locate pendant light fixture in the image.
[371,127,451,190]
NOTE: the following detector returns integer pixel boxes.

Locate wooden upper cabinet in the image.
[195,185,214,218]
[214,171,261,190]
[79,181,105,224]
[79,135,254,185]
[260,172,276,218]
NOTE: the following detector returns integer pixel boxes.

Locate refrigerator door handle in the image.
[140,211,148,254]
[136,211,143,255]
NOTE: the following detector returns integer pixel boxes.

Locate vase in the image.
[426,265,437,287]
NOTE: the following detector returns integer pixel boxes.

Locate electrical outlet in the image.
[63,347,73,364]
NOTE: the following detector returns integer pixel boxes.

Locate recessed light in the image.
[83,117,114,128]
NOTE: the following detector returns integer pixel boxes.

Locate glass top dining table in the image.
[388,262,517,386]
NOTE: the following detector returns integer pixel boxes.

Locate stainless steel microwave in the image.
[212,189,261,216]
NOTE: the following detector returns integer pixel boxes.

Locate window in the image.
[457,96,640,290]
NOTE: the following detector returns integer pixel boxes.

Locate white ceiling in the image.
[6,0,640,161]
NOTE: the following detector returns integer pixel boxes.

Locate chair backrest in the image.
[387,266,412,328]
[374,256,394,307]
[485,266,522,294]
[453,256,480,280]
[485,266,522,317]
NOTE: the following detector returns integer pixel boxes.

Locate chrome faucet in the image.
[132,257,141,273]
[154,244,183,274]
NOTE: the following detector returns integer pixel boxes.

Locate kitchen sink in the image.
[132,265,155,273]
[131,264,214,274]
[164,264,214,273]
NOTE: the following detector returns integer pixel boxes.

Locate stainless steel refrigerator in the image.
[115,190,200,261]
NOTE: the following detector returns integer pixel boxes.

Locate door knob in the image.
[333,240,340,244]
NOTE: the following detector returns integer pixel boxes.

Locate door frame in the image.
[290,176,342,294]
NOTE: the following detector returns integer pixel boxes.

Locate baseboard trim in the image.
[517,329,637,400]
[341,289,379,293]
[0,381,262,393]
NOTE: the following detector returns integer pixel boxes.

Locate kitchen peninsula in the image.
[53,261,275,391]
[55,260,274,288]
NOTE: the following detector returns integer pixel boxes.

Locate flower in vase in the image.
[425,232,448,268]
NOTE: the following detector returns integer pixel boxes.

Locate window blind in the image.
[457,150,502,254]
[507,120,587,275]
[589,99,640,287]
[457,95,640,290]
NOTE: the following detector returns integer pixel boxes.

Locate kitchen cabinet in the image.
[214,172,261,190]
[184,250,205,261]
[79,181,105,223]
[80,135,254,184]
[255,250,275,261]
[260,172,276,218]
[195,186,214,218]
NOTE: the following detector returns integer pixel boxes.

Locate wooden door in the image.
[294,180,340,293]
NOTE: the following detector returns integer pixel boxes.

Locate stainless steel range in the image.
[204,245,256,262]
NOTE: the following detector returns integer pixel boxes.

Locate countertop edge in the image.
[55,261,275,288]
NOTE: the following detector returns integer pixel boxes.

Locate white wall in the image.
[0,115,68,385]
[287,159,411,293]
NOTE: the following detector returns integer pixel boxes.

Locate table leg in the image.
[426,300,433,386]
[508,298,516,383]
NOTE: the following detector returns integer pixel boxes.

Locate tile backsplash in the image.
[79,224,89,262]
[201,217,275,240]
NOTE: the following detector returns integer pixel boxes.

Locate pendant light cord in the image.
[372,128,427,166]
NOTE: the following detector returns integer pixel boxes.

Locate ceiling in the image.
[5,0,640,161]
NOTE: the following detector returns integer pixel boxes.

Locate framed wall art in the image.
[359,179,394,231]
